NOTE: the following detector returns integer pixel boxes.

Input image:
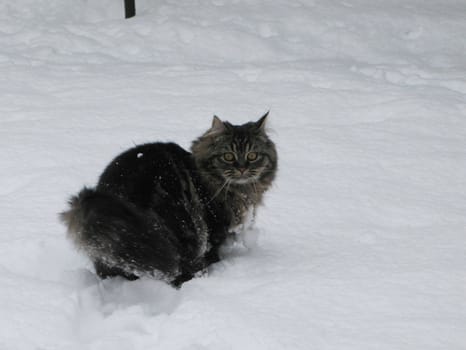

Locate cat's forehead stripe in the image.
[233,139,247,153]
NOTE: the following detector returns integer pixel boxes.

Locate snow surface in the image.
[1,0,466,349]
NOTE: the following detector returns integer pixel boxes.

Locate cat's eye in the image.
[246,152,258,161]
[223,152,235,162]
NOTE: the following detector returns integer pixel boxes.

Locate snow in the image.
[1,0,466,349]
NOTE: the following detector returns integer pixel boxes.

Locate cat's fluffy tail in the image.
[60,187,180,280]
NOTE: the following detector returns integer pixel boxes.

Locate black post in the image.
[124,0,136,18]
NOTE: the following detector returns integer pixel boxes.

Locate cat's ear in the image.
[212,115,224,130]
[255,111,269,131]
[206,115,226,135]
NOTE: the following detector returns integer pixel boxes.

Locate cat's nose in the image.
[238,168,246,174]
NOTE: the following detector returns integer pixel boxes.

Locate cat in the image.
[60,112,277,286]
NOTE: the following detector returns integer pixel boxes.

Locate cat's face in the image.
[191,113,277,187]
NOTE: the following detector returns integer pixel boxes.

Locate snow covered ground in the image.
[1,0,466,349]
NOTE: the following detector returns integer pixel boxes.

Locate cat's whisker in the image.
[224,180,232,202]
[191,170,213,176]
[251,179,258,194]
[207,179,230,204]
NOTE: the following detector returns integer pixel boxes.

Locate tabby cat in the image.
[60,113,277,286]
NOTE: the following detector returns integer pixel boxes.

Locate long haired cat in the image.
[60,113,277,286]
